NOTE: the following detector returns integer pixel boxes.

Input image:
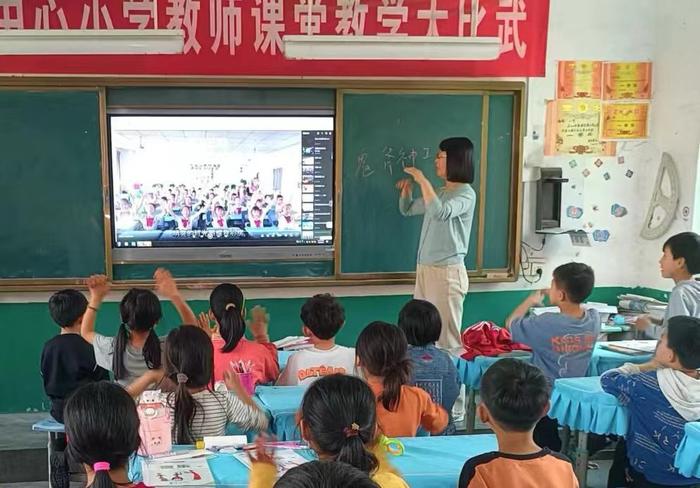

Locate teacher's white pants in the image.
[414,263,469,423]
[414,263,469,350]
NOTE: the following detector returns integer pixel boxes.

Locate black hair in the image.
[300,375,379,474]
[300,294,345,340]
[398,299,442,347]
[666,316,700,370]
[209,283,246,353]
[48,289,88,328]
[215,205,224,212]
[480,358,550,432]
[552,262,595,304]
[64,382,141,488]
[355,322,411,412]
[664,232,700,274]
[251,206,262,214]
[276,461,379,488]
[439,137,475,184]
[113,289,162,381]
[164,326,215,444]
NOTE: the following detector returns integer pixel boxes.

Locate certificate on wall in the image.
[603,62,653,100]
[601,103,650,140]
[557,61,603,99]
[544,99,617,156]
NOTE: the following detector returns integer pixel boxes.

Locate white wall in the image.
[478,0,657,292]
[635,0,700,290]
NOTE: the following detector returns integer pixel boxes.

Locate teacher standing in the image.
[397,137,476,352]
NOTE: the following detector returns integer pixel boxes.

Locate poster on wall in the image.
[544,99,617,156]
[0,0,551,78]
[603,62,653,100]
[556,60,602,99]
[601,102,650,140]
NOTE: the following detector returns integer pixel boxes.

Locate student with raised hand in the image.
[64,381,148,488]
[248,374,408,488]
[197,283,279,386]
[81,268,196,386]
[127,325,268,443]
[356,322,448,437]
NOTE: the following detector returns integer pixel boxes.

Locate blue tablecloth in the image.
[675,422,700,478]
[278,350,293,370]
[454,343,653,390]
[130,434,498,488]
[549,376,629,436]
[255,386,305,440]
[455,352,532,390]
[587,343,654,376]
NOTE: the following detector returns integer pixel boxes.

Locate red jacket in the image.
[460,321,531,360]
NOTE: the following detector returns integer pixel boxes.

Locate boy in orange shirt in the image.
[459,359,577,488]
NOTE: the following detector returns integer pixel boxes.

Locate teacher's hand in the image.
[395,178,412,195]
[404,167,428,184]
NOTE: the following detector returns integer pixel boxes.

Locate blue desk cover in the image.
[675,422,700,479]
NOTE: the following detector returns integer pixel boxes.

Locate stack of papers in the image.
[233,448,309,477]
[273,336,312,351]
[531,302,618,322]
[143,457,214,486]
[618,294,667,321]
[600,340,657,355]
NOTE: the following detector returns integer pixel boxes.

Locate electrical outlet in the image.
[522,254,546,278]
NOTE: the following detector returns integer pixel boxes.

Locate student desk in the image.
[32,418,66,488]
[254,386,306,440]
[455,343,653,433]
[129,434,498,488]
[549,376,698,487]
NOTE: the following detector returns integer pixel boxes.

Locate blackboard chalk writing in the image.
[423,147,431,159]
[383,146,395,176]
[355,152,375,178]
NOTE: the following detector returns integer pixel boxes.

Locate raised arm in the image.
[81,275,111,344]
[505,290,546,330]
[397,178,425,216]
[154,268,198,326]
[404,167,474,221]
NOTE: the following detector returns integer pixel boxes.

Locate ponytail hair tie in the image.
[343,422,360,438]
[93,462,110,472]
[225,303,237,311]
[176,373,189,384]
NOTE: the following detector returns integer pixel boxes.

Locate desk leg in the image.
[46,432,53,488]
[573,430,589,488]
[465,389,476,434]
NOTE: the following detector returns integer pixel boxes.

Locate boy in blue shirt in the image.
[602,316,700,487]
[506,262,600,451]
[398,299,462,434]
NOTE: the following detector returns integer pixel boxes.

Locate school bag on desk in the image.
[137,390,172,456]
[460,321,531,360]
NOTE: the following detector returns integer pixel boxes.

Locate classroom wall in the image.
[491,0,659,293]
[637,0,700,290]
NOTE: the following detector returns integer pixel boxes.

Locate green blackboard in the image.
[0,90,106,280]
[339,91,518,276]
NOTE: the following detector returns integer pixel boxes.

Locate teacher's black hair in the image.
[440,137,475,184]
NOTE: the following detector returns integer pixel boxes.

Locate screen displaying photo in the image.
[109,115,334,249]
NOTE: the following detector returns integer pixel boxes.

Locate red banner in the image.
[0,0,549,77]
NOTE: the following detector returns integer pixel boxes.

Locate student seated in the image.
[249,375,408,488]
[601,316,700,487]
[127,326,268,442]
[459,359,578,488]
[356,321,448,437]
[274,461,380,488]
[201,283,279,386]
[398,299,462,434]
[41,289,110,488]
[64,381,149,488]
[505,262,599,451]
[635,232,700,339]
[277,294,356,387]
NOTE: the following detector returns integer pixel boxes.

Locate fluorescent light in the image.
[283,35,501,61]
[0,30,184,55]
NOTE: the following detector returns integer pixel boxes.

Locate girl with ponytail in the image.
[195,283,278,386]
[64,381,148,488]
[128,325,268,444]
[356,322,448,437]
[82,269,197,386]
[247,374,408,488]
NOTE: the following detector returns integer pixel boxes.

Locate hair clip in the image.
[176,373,189,384]
[343,422,360,438]
[225,303,237,311]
